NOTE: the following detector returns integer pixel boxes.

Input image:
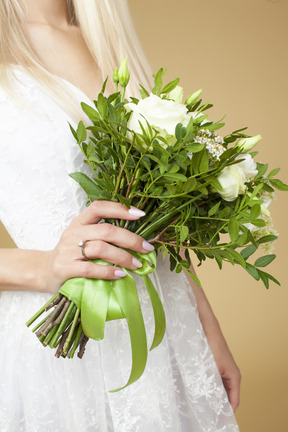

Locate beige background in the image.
[1,0,287,430]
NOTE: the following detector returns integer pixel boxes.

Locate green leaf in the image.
[246,263,260,281]
[226,249,246,268]
[257,234,278,244]
[267,168,280,178]
[86,142,95,158]
[186,143,205,153]
[180,226,189,243]
[76,121,87,143]
[199,150,209,172]
[208,201,221,217]
[255,163,268,178]
[254,254,276,268]
[269,179,288,191]
[69,173,99,199]
[160,78,180,94]
[249,204,261,221]
[139,85,150,98]
[228,216,239,242]
[251,218,266,228]
[186,269,202,287]
[69,123,78,141]
[175,123,184,142]
[203,122,225,132]
[152,68,166,94]
[81,102,100,121]
[97,93,108,117]
[240,244,257,260]
[162,173,187,182]
[184,177,197,193]
[117,194,131,208]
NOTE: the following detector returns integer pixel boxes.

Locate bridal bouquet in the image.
[26,60,288,391]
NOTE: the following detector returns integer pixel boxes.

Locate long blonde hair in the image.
[0,0,153,118]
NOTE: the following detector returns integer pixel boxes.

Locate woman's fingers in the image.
[80,223,154,254]
[78,240,144,270]
[76,200,145,225]
[70,260,128,280]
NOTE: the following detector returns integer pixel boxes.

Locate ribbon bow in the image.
[59,250,166,391]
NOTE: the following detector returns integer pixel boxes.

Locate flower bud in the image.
[113,67,119,84]
[118,58,130,87]
[235,134,262,152]
[168,85,184,104]
[185,89,202,105]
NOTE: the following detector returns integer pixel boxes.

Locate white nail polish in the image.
[115,269,126,277]
[128,207,146,217]
[132,257,142,268]
[142,240,154,251]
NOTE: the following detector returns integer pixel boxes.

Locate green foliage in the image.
[68,66,287,289]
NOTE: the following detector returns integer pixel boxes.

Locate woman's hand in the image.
[44,200,154,294]
[204,325,241,412]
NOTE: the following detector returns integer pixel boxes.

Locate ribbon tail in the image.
[81,278,111,340]
[141,274,166,351]
[109,273,148,393]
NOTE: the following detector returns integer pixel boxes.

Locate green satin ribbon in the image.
[59,250,166,392]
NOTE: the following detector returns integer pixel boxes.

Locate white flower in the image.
[126,93,188,136]
[216,165,247,202]
[235,154,258,179]
[235,134,262,152]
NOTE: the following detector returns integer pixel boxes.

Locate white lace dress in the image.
[0,68,240,432]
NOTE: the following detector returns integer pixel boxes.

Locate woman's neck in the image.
[25,0,70,28]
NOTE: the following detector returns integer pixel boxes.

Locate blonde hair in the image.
[0,0,153,118]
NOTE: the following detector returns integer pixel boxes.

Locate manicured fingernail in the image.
[132,257,142,268]
[142,240,154,251]
[128,207,146,217]
[115,269,127,277]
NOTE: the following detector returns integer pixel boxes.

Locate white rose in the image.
[216,165,247,202]
[235,154,258,179]
[126,93,188,137]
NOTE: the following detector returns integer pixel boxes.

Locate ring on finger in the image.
[78,240,89,260]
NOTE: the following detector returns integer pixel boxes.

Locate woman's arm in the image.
[0,248,51,292]
[185,262,241,413]
[0,201,153,294]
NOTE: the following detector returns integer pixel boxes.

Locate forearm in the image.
[184,260,221,336]
[0,248,51,293]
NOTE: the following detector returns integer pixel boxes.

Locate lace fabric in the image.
[0,70,239,431]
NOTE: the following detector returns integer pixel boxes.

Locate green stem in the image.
[63,308,80,354]
[43,325,59,347]
[26,293,59,327]
[32,311,53,333]
[69,323,84,359]
[138,195,203,239]
[113,139,135,198]
[50,302,76,348]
